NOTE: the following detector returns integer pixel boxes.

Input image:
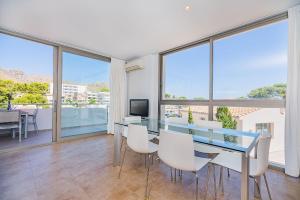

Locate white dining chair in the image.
[24,105,39,134]
[194,120,232,181]
[194,120,224,154]
[121,116,156,150]
[210,132,272,199]
[118,124,158,198]
[0,111,22,142]
[158,129,212,200]
[122,116,142,138]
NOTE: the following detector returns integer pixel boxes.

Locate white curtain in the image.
[285,5,300,177]
[108,58,126,134]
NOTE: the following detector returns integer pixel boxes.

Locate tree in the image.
[88,98,97,105]
[178,96,187,100]
[215,107,237,129]
[100,87,110,92]
[65,98,74,104]
[0,80,49,105]
[216,106,237,143]
[248,83,286,99]
[165,93,171,99]
[193,97,205,100]
[0,80,15,105]
[188,107,194,124]
[13,94,47,104]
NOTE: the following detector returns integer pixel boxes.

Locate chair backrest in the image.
[123,116,142,137]
[22,105,38,116]
[0,111,20,123]
[127,124,149,153]
[158,129,196,171]
[124,116,141,123]
[165,117,187,125]
[255,133,272,176]
[195,120,222,129]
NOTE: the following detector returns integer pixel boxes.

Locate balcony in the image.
[0,103,108,151]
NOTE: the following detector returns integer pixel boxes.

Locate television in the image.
[129,99,149,117]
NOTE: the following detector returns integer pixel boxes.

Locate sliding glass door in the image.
[0,33,55,150]
[60,49,110,138]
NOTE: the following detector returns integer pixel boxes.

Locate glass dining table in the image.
[113,119,260,200]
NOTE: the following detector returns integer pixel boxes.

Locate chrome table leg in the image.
[241,153,250,200]
[118,145,127,178]
[113,124,122,166]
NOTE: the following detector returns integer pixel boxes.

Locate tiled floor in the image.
[0,134,299,200]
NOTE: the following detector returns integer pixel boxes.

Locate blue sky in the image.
[0,33,110,84]
[164,20,288,99]
[62,52,109,84]
[0,19,287,96]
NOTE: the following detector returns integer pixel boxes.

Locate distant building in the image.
[47,82,110,105]
[87,91,110,105]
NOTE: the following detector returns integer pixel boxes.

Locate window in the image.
[161,105,209,124]
[160,17,287,166]
[162,43,209,100]
[213,20,288,100]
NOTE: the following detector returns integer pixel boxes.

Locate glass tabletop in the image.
[115,119,259,153]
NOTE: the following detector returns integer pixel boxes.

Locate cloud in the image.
[246,52,287,70]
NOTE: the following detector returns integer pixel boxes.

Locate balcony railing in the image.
[0,103,109,132]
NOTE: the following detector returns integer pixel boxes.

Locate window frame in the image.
[159,12,288,121]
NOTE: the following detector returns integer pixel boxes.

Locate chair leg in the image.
[180,170,183,180]
[118,145,127,178]
[254,177,262,199]
[151,154,154,164]
[227,168,230,178]
[263,173,272,200]
[219,166,224,194]
[170,167,173,181]
[145,154,151,199]
[19,125,22,142]
[213,165,217,199]
[12,129,16,138]
[34,118,38,134]
[120,137,124,151]
[204,165,212,200]
[195,172,199,200]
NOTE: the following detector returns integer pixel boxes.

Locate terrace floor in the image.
[0,134,299,200]
[0,125,107,151]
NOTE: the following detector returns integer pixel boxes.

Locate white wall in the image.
[239,108,285,158]
[126,54,159,119]
[239,108,285,164]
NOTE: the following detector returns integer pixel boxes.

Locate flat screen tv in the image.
[130,99,149,117]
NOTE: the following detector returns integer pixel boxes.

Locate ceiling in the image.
[0,0,299,60]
